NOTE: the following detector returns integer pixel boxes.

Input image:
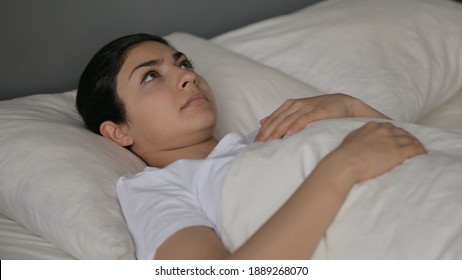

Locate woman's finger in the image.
[256,101,306,141]
[256,111,298,141]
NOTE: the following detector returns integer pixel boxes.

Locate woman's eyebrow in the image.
[129,59,163,79]
[173,51,186,61]
[129,51,186,80]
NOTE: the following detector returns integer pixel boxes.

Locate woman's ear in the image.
[99,121,134,147]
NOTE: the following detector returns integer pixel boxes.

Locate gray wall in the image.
[0,0,322,100]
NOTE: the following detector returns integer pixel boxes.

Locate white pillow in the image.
[165,33,323,138]
[213,0,462,122]
[0,91,146,259]
[0,35,321,259]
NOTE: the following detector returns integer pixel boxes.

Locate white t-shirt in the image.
[116,132,253,259]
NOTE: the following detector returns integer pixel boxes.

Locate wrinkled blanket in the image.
[221,119,462,259]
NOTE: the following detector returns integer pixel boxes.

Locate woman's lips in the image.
[181,93,208,109]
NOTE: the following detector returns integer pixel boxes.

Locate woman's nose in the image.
[177,70,198,90]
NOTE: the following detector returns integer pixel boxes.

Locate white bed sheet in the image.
[221,119,462,259]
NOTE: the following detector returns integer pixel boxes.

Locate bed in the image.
[1,0,462,259]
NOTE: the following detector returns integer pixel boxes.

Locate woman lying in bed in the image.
[76,33,426,259]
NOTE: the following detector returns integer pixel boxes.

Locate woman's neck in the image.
[142,136,219,168]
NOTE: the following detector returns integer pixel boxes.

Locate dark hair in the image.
[76,33,171,134]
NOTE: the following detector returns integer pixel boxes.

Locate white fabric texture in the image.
[0,213,75,260]
[418,88,462,132]
[0,91,146,259]
[116,132,248,259]
[221,119,462,259]
[213,0,462,123]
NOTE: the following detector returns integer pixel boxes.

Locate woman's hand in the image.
[326,122,427,188]
[254,93,390,142]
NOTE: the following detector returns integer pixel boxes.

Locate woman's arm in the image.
[156,122,426,259]
[255,93,390,142]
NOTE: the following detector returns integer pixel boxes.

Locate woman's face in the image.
[115,41,217,155]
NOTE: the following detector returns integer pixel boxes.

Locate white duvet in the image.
[221,119,462,259]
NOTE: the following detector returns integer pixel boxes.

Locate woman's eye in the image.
[141,71,159,84]
[180,60,194,69]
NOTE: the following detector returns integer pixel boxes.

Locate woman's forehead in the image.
[125,41,176,63]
